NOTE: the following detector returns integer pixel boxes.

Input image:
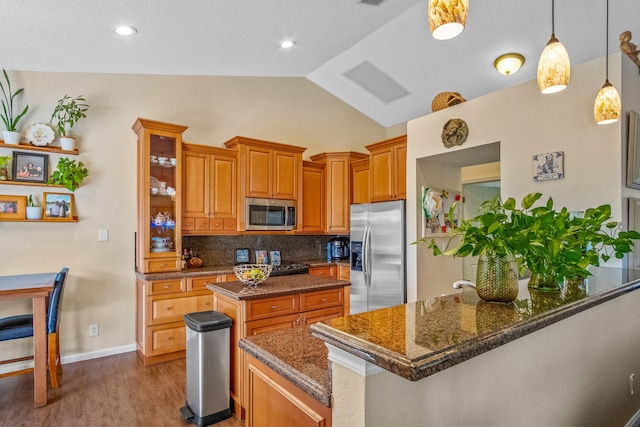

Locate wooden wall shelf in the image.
[0,180,64,188]
[0,216,78,223]
[0,141,79,155]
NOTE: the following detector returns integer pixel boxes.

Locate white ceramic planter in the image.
[60,136,76,151]
[2,130,21,145]
[26,206,43,220]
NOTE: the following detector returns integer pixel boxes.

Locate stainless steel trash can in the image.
[180,311,232,427]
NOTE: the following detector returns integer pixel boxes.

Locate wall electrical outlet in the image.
[630,374,635,396]
[89,323,99,337]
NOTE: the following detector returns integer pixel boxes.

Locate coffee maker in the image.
[327,237,350,261]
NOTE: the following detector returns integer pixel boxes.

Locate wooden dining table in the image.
[0,272,56,408]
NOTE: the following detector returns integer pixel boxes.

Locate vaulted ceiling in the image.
[2,0,639,127]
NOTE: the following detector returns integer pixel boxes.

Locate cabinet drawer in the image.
[246,295,299,321]
[308,266,335,278]
[188,276,219,291]
[150,324,186,354]
[300,288,343,312]
[245,313,301,336]
[223,218,237,231]
[150,294,212,324]
[150,279,185,295]
[210,218,225,231]
[195,218,211,231]
[182,217,195,231]
[146,258,180,272]
[301,306,344,326]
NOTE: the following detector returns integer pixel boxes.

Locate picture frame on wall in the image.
[626,110,640,189]
[533,151,564,182]
[0,195,27,219]
[43,192,74,220]
[12,151,48,184]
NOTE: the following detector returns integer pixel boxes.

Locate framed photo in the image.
[533,151,564,182]
[269,251,281,266]
[235,248,249,264]
[12,151,48,184]
[255,250,268,265]
[0,195,26,219]
[43,193,74,220]
[627,110,640,189]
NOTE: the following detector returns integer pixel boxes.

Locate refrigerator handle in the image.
[363,225,371,287]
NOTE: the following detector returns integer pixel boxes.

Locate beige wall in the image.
[0,71,386,365]
[407,53,640,302]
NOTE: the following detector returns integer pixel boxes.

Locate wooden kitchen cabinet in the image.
[308,266,336,279]
[301,161,325,233]
[366,135,407,202]
[351,158,370,204]
[224,136,306,230]
[309,151,368,233]
[132,118,188,273]
[338,265,350,281]
[182,143,238,235]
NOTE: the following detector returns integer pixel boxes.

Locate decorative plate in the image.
[24,123,55,147]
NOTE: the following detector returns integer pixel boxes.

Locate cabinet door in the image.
[183,151,209,218]
[210,153,237,220]
[351,159,370,204]
[338,265,350,281]
[272,149,298,200]
[246,146,273,198]
[394,143,407,200]
[369,147,394,202]
[245,313,301,336]
[325,156,350,232]
[302,162,325,232]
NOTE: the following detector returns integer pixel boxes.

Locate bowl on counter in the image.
[234,264,273,287]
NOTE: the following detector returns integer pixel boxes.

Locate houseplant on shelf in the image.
[418,193,640,301]
[49,95,89,151]
[26,194,42,220]
[0,69,29,145]
[47,157,88,192]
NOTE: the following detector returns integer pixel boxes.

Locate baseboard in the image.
[0,343,136,375]
[626,409,640,427]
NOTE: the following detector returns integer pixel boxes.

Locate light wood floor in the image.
[0,352,244,427]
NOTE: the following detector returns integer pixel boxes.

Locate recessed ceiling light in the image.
[280,40,295,49]
[113,26,137,36]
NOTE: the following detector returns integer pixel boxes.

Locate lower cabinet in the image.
[308,266,336,279]
[245,354,332,427]
[212,286,349,420]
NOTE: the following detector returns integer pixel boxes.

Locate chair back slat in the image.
[47,268,69,334]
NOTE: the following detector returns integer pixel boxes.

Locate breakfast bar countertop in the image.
[205,274,349,301]
[311,267,640,382]
[239,326,331,407]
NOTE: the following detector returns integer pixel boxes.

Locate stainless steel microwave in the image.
[246,197,297,231]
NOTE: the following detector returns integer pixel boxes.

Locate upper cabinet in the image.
[224,136,305,231]
[182,143,238,234]
[366,135,407,203]
[301,160,325,233]
[309,151,368,234]
[132,118,188,273]
[351,158,370,205]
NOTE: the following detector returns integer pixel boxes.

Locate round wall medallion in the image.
[441,118,469,148]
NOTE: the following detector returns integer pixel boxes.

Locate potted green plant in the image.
[47,157,88,192]
[418,193,640,300]
[0,69,29,145]
[49,95,89,151]
[26,194,42,220]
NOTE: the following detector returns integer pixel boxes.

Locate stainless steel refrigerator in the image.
[350,200,406,314]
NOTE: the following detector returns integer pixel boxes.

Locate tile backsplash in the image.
[183,235,342,266]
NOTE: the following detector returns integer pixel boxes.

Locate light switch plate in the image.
[98,229,109,242]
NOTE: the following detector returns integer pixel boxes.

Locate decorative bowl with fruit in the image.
[234,264,273,287]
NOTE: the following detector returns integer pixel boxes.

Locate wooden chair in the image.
[0,268,69,388]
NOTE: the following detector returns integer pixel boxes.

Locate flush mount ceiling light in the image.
[280,40,295,49]
[594,0,621,125]
[494,53,525,76]
[427,0,468,41]
[113,26,137,36]
[537,0,570,94]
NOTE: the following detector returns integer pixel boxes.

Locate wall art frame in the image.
[533,151,564,182]
[626,110,640,189]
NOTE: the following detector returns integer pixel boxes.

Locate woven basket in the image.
[432,92,466,112]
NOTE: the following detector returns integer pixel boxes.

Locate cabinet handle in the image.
[302,316,306,324]
[270,305,278,309]
[296,317,301,325]
[166,307,173,310]
[320,298,327,302]
[164,285,170,289]
[160,263,166,267]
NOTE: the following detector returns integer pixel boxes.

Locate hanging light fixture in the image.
[537,0,570,94]
[494,53,525,76]
[428,0,468,41]
[594,0,621,125]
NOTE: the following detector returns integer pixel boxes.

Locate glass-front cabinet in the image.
[132,118,188,273]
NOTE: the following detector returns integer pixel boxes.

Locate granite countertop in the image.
[239,326,331,407]
[311,267,640,382]
[206,274,349,301]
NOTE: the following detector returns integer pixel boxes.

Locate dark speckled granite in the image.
[239,327,331,407]
[311,267,640,382]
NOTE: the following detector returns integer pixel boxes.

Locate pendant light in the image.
[428,0,468,41]
[594,0,621,125]
[537,0,570,94]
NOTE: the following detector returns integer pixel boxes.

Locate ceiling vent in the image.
[344,61,409,104]
[359,0,386,6]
